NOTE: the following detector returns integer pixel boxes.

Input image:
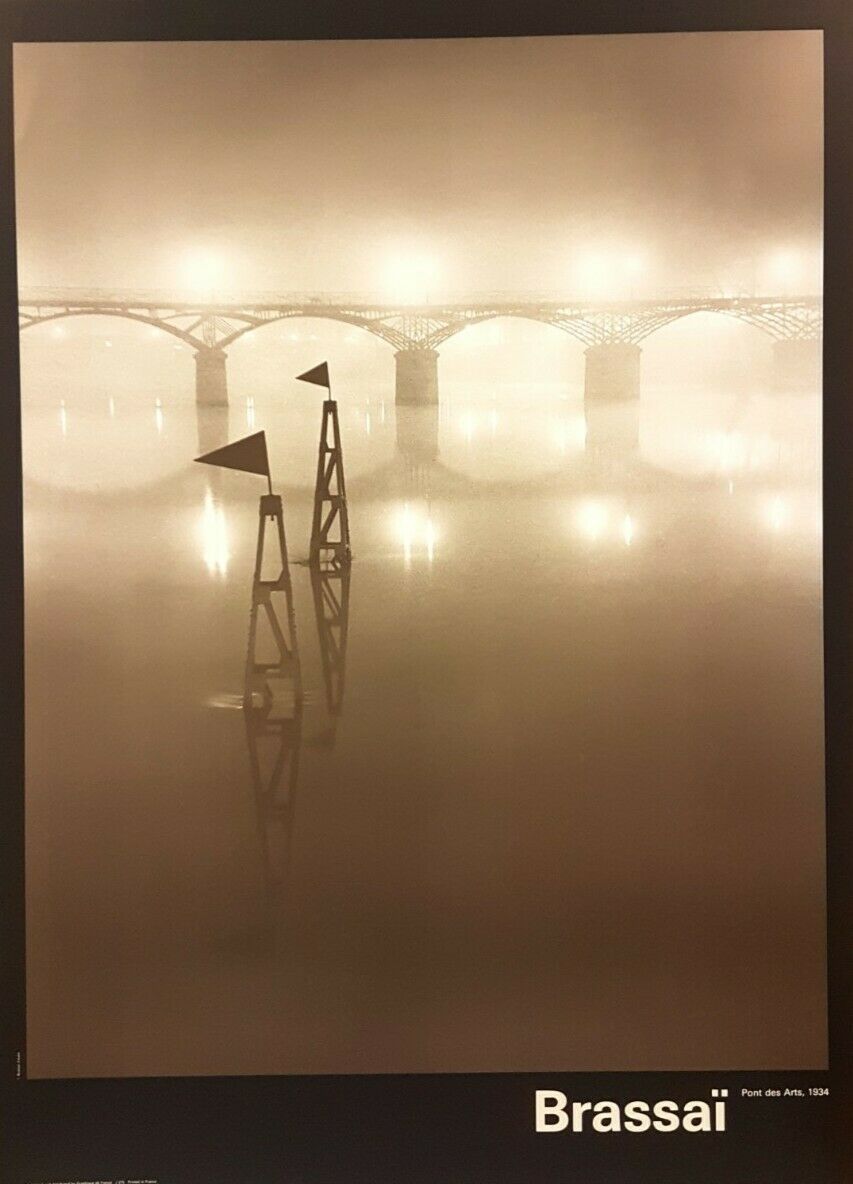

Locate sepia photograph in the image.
[14,30,826,1080]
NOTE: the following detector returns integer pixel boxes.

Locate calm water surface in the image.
[23,376,825,1076]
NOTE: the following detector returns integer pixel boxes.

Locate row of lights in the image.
[176,245,822,303]
[197,490,819,581]
[57,397,164,436]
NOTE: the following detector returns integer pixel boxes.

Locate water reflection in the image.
[243,492,303,921]
[199,487,229,578]
[307,563,353,756]
[394,500,438,566]
[23,374,825,1078]
[584,398,640,481]
[196,404,231,456]
[311,564,352,729]
[244,591,303,933]
[573,499,639,547]
[397,402,438,464]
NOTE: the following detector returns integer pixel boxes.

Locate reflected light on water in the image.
[552,415,587,455]
[394,500,438,566]
[460,412,476,444]
[708,430,747,472]
[200,488,229,577]
[573,499,639,547]
[576,499,608,541]
[59,400,67,437]
[764,496,789,533]
[108,397,116,418]
[246,397,255,431]
[703,429,781,475]
[155,399,164,435]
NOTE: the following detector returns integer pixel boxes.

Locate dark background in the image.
[1,2,850,1181]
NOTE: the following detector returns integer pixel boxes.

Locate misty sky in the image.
[13,31,823,294]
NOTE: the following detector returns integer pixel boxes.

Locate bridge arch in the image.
[210,309,408,351]
[19,307,204,349]
[624,305,821,346]
[432,310,601,349]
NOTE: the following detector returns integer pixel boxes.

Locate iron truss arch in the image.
[18,290,823,352]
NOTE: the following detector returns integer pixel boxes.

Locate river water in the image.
[23,366,825,1076]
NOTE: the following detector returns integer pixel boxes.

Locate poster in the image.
[1,4,850,1181]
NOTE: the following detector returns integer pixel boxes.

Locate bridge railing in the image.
[18,285,823,309]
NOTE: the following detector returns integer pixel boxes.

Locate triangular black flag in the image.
[296,362,330,390]
[195,431,270,480]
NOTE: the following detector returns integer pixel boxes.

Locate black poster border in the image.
[0,3,850,1181]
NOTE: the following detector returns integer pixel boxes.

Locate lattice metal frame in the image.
[18,289,823,354]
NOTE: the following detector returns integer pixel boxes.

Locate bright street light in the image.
[767,248,803,294]
[181,248,226,299]
[572,248,648,298]
[382,250,440,304]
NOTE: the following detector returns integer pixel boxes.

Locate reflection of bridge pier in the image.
[195,346,229,407]
[772,337,821,390]
[584,342,642,402]
[195,404,231,455]
[584,396,641,478]
[395,347,439,406]
[396,402,439,463]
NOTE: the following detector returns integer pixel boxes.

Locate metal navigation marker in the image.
[194,429,273,495]
[296,362,352,571]
[193,429,301,712]
[295,361,331,392]
[244,493,301,717]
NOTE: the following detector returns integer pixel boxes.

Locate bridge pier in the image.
[195,347,229,407]
[584,343,641,402]
[196,405,232,456]
[395,348,439,406]
[773,337,821,390]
